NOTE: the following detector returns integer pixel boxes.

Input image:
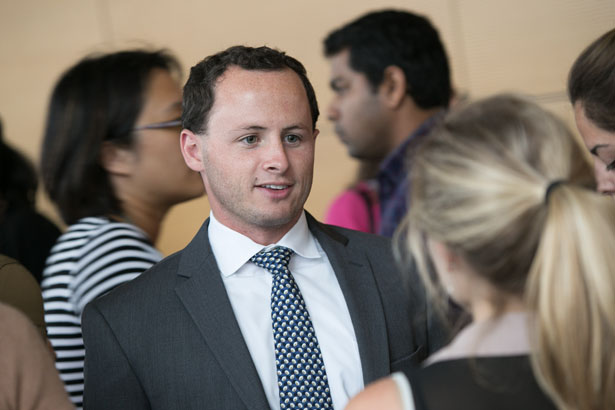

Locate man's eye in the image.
[331,82,348,95]
[606,160,615,171]
[285,134,301,144]
[333,86,347,95]
[242,135,258,145]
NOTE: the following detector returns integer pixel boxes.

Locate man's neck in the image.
[388,103,443,155]
[211,211,303,246]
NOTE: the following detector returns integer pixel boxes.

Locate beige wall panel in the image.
[0,0,109,227]
[457,0,615,98]
[0,0,104,157]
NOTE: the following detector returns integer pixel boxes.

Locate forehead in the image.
[215,66,303,93]
[207,66,311,128]
[328,49,354,75]
[139,69,181,119]
[144,69,180,99]
[328,49,372,89]
[574,102,615,151]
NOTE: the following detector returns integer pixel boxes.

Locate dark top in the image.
[377,112,443,238]
[405,355,557,410]
[0,207,61,283]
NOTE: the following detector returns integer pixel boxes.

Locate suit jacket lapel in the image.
[174,219,270,410]
[306,213,390,383]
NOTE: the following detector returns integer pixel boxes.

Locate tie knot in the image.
[250,246,294,273]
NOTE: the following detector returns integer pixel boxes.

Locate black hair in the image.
[40,49,181,224]
[0,118,38,216]
[324,9,451,109]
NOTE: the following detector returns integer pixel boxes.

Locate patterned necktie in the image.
[250,246,334,409]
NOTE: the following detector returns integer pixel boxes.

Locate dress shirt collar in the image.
[208,211,321,278]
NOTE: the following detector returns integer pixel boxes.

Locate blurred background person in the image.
[324,87,470,235]
[0,301,74,410]
[347,95,615,410]
[568,28,615,195]
[40,49,204,409]
[324,159,380,233]
[0,117,61,283]
[323,9,451,237]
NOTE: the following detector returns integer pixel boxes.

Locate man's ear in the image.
[180,129,205,172]
[378,65,407,109]
[100,142,135,176]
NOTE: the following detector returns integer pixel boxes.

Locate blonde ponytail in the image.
[527,185,615,410]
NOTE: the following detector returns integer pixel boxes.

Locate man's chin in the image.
[252,210,302,230]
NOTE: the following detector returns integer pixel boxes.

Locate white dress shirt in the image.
[208,211,364,410]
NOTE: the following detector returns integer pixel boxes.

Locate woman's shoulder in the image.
[44,216,161,276]
[346,376,405,410]
[54,216,156,251]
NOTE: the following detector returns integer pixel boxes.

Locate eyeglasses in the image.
[133,119,182,131]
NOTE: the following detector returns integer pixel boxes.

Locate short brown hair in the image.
[182,45,319,134]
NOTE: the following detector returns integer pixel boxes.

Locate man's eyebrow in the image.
[590,144,609,156]
[236,125,308,132]
[239,126,266,131]
[282,124,309,133]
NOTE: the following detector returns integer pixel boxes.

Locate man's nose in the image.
[327,99,340,122]
[262,138,290,173]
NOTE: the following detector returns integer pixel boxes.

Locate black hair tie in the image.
[545,180,565,204]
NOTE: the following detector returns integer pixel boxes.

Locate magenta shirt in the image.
[324,181,380,234]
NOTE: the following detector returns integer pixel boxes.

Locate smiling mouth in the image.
[260,184,290,190]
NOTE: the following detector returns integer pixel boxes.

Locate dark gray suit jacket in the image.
[82,213,440,410]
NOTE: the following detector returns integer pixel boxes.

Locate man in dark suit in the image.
[82,45,440,410]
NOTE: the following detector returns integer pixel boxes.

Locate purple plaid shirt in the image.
[377,113,443,237]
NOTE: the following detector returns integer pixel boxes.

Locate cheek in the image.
[352,96,383,126]
[145,137,183,164]
[203,149,245,186]
[346,95,367,117]
[293,146,315,173]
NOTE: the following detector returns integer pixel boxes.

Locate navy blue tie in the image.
[250,246,334,409]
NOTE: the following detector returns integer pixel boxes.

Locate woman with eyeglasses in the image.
[40,50,204,409]
[346,94,615,410]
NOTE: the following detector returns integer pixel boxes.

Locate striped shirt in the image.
[41,217,162,409]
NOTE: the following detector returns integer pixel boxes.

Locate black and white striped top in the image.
[42,217,162,409]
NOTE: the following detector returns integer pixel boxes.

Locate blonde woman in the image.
[347,95,615,410]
